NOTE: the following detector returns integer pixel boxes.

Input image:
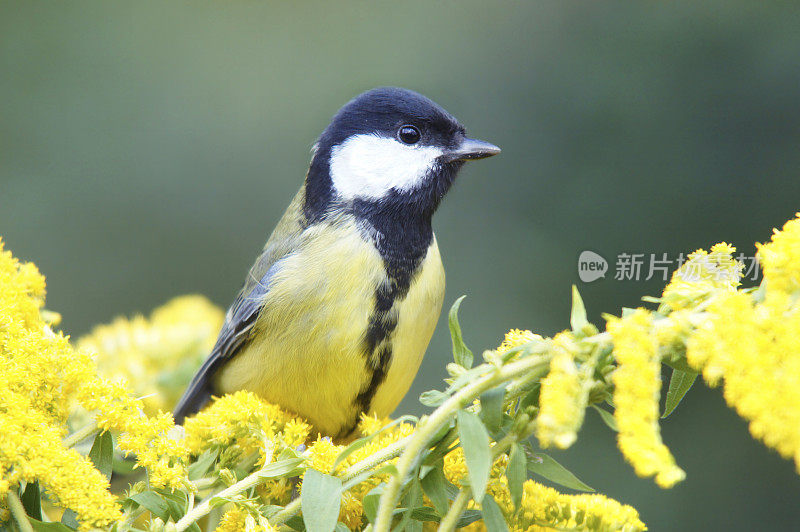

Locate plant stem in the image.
[174,467,268,532]
[269,498,301,526]
[191,477,218,491]
[342,435,411,481]
[118,507,146,532]
[372,354,550,532]
[436,488,471,532]
[6,491,34,532]
[63,421,100,448]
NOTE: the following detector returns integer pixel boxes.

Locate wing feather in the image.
[172,263,282,423]
[173,185,307,423]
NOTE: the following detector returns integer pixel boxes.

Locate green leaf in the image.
[420,465,449,516]
[28,519,74,532]
[419,389,449,407]
[663,368,698,418]
[481,494,509,532]
[153,488,188,521]
[187,449,219,480]
[111,457,137,476]
[479,387,505,434]
[444,365,492,395]
[60,509,78,530]
[410,506,440,522]
[397,479,423,532]
[21,481,42,521]
[128,491,171,521]
[527,452,594,492]
[507,444,526,510]
[457,410,491,502]
[423,426,458,466]
[591,405,619,431]
[254,457,306,480]
[362,485,383,524]
[662,352,696,373]
[570,285,588,331]
[88,431,113,480]
[284,515,306,531]
[456,510,484,528]
[301,469,342,532]
[518,385,540,411]
[449,296,473,368]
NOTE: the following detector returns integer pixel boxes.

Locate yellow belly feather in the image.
[216,220,445,437]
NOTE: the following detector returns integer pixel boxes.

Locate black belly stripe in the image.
[335,197,436,438]
[337,274,415,438]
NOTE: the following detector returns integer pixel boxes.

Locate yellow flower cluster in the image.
[182,390,308,465]
[607,309,685,488]
[82,379,188,489]
[497,329,543,354]
[0,239,121,529]
[302,414,415,529]
[0,239,200,529]
[186,389,415,530]
[688,214,800,471]
[78,295,224,415]
[535,333,588,449]
[442,445,645,532]
[661,242,741,310]
[756,213,800,293]
[510,479,646,532]
[215,506,275,532]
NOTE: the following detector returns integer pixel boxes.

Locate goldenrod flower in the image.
[442,446,469,486]
[662,243,742,310]
[535,333,588,449]
[215,506,274,532]
[688,290,800,471]
[306,436,340,474]
[302,416,414,528]
[498,329,543,354]
[339,491,365,530]
[182,390,306,473]
[510,479,646,532]
[216,507,248,532]
[608,310,685,488]
[78,377,187,489]
[257,478,292,506]
[283,418,312,448]
[756,213,800,294]
[78,295,224,414]
[0,239,122,529]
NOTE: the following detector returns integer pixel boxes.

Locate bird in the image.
[173,87,500,439]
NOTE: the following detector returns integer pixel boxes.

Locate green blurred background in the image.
[2,1,799,529]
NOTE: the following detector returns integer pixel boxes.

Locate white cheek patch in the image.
[329,134,443,200]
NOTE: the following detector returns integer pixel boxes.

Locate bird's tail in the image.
[172,355,221,424]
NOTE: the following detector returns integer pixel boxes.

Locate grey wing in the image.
[173,262,281,424]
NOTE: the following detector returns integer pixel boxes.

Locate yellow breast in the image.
[215,218,445,438]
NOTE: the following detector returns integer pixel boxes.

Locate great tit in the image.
[174,87,500,439]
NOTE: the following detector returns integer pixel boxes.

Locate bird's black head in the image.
[303,87,500,224]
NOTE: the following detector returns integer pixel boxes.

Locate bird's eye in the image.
[397,125,421,145]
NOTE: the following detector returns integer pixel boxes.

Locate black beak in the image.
[442,137,501,162]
